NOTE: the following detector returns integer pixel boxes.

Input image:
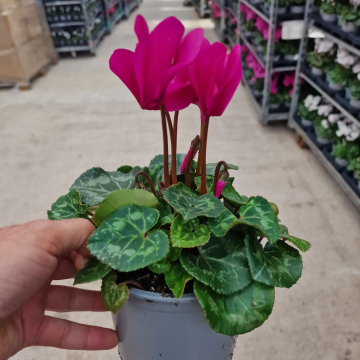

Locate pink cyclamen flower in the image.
[109,6,115,14]
[241,5,255,21]
[180,147,199,173]
[189,40,242,122]
[283,72,295,97]
[215,179,227,198]
[252,63,265,79]
[263,25,282,42]
[109,15,204,111]
[211,2,221,18]
[255,16,268,33]
[270,75,279,94]
[242,43,249,53]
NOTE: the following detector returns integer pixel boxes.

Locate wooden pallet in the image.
[295,130,308,149]
[0,56,58,91]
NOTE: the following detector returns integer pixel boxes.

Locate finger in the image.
[69,250,90,271]
[29,219,95,257]
[35,316,118,350]
[46,286,107,312]
[52,258,76,280]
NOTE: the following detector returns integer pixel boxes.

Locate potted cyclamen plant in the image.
[264,0,288,14]
[47,15,311,360]
[327,63,352,91]
[307,38,335,76]
[320,0,337,23]
[289,0,306,14]
[349,78,360,109]
[297,94,322,127]
[337,2,360,33]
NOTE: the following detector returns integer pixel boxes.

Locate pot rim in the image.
[129,288,196,303]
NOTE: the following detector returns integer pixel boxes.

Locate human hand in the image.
[0,219,118,360]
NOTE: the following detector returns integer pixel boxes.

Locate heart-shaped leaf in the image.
[194,175,214,194]
[149,154,197,175]
[92,189,159,227]
[238,196,280,244]
[71,166,142,206]
[74,258,112,285]
[280,225,311,252]
[165,262,193,298]
[194,281,274,336]
[221,183,249,206]
[180,231,252,295]
[245,229,303,288]
[168,246,182,262]
[47,189,88,220]
[206,163,239,175]
[140,165,164,191]
[101,272,129,313]
[117,165,133,174]
[207,209,239,237]
[171,215,210,248]
[88,204,169,272]
[161,214,174,226]
[164,183,225,220]
[148,257,171,274]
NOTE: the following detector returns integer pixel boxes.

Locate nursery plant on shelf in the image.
[47,15,311,360]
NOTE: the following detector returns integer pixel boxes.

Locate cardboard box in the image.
[0,0,34,11]
[0,34,49,82]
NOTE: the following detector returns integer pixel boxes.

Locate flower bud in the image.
[219,170,229,182]
[158,181,166,197]
[134,180,146,190]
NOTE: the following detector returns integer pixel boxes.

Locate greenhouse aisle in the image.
[1,0,360,359]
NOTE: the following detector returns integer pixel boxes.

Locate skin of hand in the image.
[0,219,118,360]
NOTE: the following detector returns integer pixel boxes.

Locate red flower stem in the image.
[200,117,210,196]
[185,135,200,188]
[165,112,177,185]
[213,161,228,196]
[196,122,204,176]
[160,104,170,188]
[122,281,144,290]
[134,171,157,197]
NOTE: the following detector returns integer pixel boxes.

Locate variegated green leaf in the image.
[245,230,303,288]
[180,231,251,295]
[207,209,238,237]
[171,215,210,248]
[140,165,164,191]
[280,225,311,252]
[164,183,225,221]
[88,204,169,272]
[165,262,193,298]
[221,183,249,206]
[92,189,159,227]
[101,272,129,313]
[117,165,133,174]
[161,214,174,225]
[149,154,197,175]
[74,258,112,285]
[70,166,142,206]
[205,163,239,175]
[148,257,171,274]
[168,246,182,261]
[238,196,280,244]
[194,175,214,194]
[194,281,274,336]
[47,188,87,220]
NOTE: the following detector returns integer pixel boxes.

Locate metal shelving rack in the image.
[194,0,211,18]
[44,0,106,56]
[225,0,238,46]
[104,0,125,32]
[123,0,139,17]
[237,0,303,125]
[289,0,360,210]
[211,0,226,42]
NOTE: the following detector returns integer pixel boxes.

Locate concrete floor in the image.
[1,0,360,359]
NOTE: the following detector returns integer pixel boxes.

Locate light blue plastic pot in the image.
[112,289,237,360]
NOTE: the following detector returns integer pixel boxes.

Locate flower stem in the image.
[185,135,200,188]
[196,122,204,176]
[200,117,210,196]
[160,104,170,188]
[165,112,177,185]
[213,161,228,196]
[174,111,179,149]
[134,171,157,197]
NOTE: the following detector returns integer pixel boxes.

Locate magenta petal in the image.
[215,180,227,198]
[180,147,199,173]
[109,49,142,107]
[134,15,149,43]
[163,82,197,112]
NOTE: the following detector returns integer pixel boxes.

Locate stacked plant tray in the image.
[289,0,360,210]
[44,0,106,56]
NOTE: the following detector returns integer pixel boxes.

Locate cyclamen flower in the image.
[270,75,279,94]
[252,63,265,79]
[241,4,255,21]
[180,147,199,173]
[215,180,227,198]
[336,121,352,138]
[321,119,329,129]
[283,72,295,96]
[336,48,357,69]
[353,62,360,74]
[315,38,334,54]
[109,15,204,111]
[328,113,341,123]
[263,26,282,42]
[189,40,242,122]
[318,104,333,117]
[211,2,221,18]
[304,95,322,111]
